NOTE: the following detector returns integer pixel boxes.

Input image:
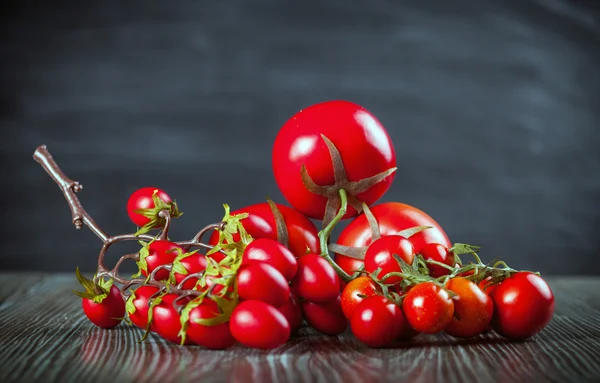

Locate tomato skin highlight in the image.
[420,243,455,278]
[127,187,172,228]
[237,263,290,307]
[363,235,414,285]
[335,202,451,275]
[350,296,405,348]
[173,253,208,290]
[490,272,555,340]
[292,254,340,303]
[444,277,493,338]
[229,300,291,350]
[128,285,160,330]
[142,240,183,282]
[82,285,125,329]
[277,291,304,333]
[187,299,235,350]
[272,100,396,220]
[152,293,194,345]
[402,282,454,334]
[301,295,348,335]
[209,202,319,261]
[242,238,298,281]
[340,276,381,319]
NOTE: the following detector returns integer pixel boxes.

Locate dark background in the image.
[1,0,599,274]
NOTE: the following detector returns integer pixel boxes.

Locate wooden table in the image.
[1,274,599,383]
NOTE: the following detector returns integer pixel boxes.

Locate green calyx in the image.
[134,190,183,236]
[73,267,114,303]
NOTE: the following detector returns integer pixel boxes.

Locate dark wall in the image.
[1,0,599,274]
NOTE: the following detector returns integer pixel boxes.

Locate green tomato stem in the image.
[318,189,353,283]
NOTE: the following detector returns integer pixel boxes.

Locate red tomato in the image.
[81,285,125,329]
[479,276,498,295]
[301,295,348,336]
[340,276,381,319]
[142,240,183,281]
[272,100,396,220]
[173,253,208,290]
[490,272,554,340]
[277,291,304,333]
[152,293,194,345]
[402,282,454,334]
[242,238,298,281]
[229,300,291,349]
[421,243,455,278]
[363,235,414,285]
[237,263,290,307]
[127,187,172,228]
[444,277,493,338]
[128,285,160,330]
[186,298,236,349]
[208,202,319,261]
[335,202,451,275]
[292,254,340,303]
[350,296,405,348]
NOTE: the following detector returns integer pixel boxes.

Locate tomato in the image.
[186,298,236,349]
[420,243,455,278]
[292,254,340,303]
[209,202,319,260]
[237,263,290,307]
[350,296,405,348]
[82,285,125,329]
[173,253,207,290]
[363,235,414,285]
[127,285,160,330]
[340,276,381,319]
[152,293,194,345]
[478,276,498,295]
[490,272,554,340]
[229,300,291,349]
[402,282,454,334]
[277,291,304,333]
[272,100,396,220]
[335,202,451,275]
[141,240,183,281]
[444,277,493,338]
[127,187,172,228]
[242,238,298,281]
[301,295,348,335]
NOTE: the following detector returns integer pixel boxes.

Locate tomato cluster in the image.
[66,100,554,350]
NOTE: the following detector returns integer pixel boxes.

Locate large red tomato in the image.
[272,100,396,220]
[335,202,451,274]
[209,202,319,260]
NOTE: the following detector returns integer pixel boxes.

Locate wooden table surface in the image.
[1,273,599,383]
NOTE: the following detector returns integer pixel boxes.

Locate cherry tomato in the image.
[420,243,456,278]
[350,296,405,348]
[402,282,454,334]
[152,293,194,345]
[340,276,381,319]
[229,300,291,349]
[363,235,414,285]
[272,100,396,220]
[292,253,340,303]
[82,285,125,329]
[127,187,172,228]
[242,238,298,281]
[173,253,207,290]
[237,263,290,307]
[301,295,348,335]
[141,240,183,281]
[209,202,319,261]
[335,202,451,275]
[127,285,160,330]
[490,272,554,340]
[444,277,493,338]
[186,298,235,349]
[277,291,304,333]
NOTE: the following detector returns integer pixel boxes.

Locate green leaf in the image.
[75,267,95,293]
[126,291,137,315]
[449,243,482,255]
[396,226,432,239]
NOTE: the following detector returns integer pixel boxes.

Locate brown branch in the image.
[33,145,109,242]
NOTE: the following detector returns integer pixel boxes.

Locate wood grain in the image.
[0,274,599,383]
